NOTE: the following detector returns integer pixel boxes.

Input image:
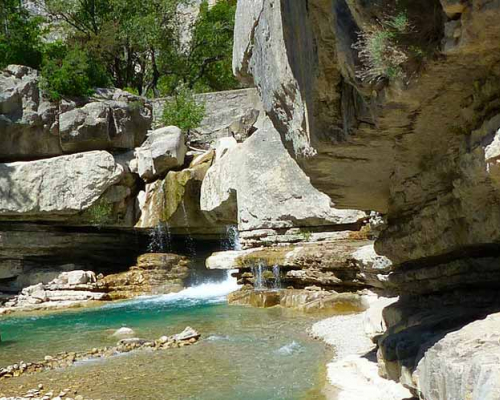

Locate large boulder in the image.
[0,151,123,219]
[414,312,500,400]
[59,99,151,153]
[0,65,152,160]
[136,150,220,234]
[0,65,61,160]
[135,126,188,182]
[201,117,366,231]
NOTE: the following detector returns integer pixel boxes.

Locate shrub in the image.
[352,12,411,83]
[0,0,44,69]
[41,45,110,101]
[84,199,114,227]
[161,87,206,132]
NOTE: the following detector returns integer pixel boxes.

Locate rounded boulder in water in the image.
[112,327,136,338]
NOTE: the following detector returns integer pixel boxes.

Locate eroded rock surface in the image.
[201,117,366,232]
[101,253,190,299]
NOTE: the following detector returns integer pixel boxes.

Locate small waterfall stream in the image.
[180,201,196,256]
[148,223,170,253]
[251,262,282,291]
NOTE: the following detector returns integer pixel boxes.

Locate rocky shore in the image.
[310,297,412,400]
[0,326,200,385]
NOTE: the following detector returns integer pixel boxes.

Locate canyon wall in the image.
[233,0,500,398]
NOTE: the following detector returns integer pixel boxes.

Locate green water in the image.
[0,286,330,400]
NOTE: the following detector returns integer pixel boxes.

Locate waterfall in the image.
[180,201,196,256]
[223,225,242,251]
[272,264,281,290]
[250,263,282,291]
[252,263,265,291]
[148,223,170,253]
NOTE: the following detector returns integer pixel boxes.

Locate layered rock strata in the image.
[233,0,500,398]
[207,241,391,291]
[101,253,190,299]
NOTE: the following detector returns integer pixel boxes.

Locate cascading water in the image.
[180,201,196,256]
[272,264,281,290]
[251,262,282,291]
[148,223,170,253]
[223,225,242,251]
[252,263,265,290]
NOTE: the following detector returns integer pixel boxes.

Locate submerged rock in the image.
[171,327,200,341]
[228,288,368,313]
[112,327,136,338]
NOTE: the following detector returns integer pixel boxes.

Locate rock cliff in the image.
[233,0,500,398]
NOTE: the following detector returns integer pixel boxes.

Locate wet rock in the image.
[171,327,200,341]
[101,253,190,300]
[112,327,136,338]
[207,241,390,291]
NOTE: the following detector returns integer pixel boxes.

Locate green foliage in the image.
[0,0,44,69]
[157,0,239,95]
[123,87,140,96]
[385,12,410,33]
[352,12,411,83]
[84,199,114,227]
[300,230,312,242]
[5,0,239,98]
[40,45,110,100]
[162,87,206,131]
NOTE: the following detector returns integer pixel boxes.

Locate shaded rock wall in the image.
[233,0,500,397]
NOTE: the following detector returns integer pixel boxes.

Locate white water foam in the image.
[275,341,303,356]
[103,271,239,309]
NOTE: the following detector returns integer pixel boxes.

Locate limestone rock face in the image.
[59,100,150,153]
[207,241,391,291]
[152,89,263,148]
[135,126,188,182]
[233,0,500,280]
[0,65,152,160]
[0,151,123,219]
[234,3,500,396]
[414,312,500,400]
[201,118,366,231]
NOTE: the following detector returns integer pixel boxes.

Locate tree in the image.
[40,43,110,100]
[42,0,182,94]
[162,87,205,132]
[158,0,239,94]
[0,0,44,69]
